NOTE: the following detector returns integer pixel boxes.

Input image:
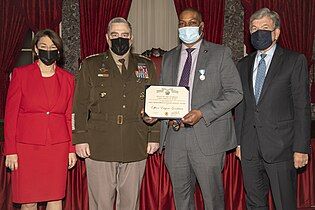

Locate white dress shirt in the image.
[252,44,277,94]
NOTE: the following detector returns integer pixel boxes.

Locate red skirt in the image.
[11,141,69,203]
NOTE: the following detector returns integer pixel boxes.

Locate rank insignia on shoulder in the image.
[135,63,149,79]
[98,68,109,77]
[85,53,100,59]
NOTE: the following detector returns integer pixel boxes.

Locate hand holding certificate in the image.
[144,85,190,119]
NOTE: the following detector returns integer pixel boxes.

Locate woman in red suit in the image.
[4,29,77,210]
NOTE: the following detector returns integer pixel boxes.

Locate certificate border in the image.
[144,85,190,119]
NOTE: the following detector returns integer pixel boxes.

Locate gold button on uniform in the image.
[100,92,107,98]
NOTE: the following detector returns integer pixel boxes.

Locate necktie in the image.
[254,54,267,103]
[179,48,195,87]
[118,58,126,74]
[173,48,195,131]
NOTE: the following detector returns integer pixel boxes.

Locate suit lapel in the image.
[33,63,65,110]
[50,67,65,110]
[247,52,257,102]
[192,41,209,100]
[258,46,283,104]
[171,46,181,85]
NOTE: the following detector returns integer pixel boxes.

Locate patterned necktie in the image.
[118,58,126,74]
[254,53,267,103]
[179,48,195,87]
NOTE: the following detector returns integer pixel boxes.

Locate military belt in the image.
[90,113,140,125]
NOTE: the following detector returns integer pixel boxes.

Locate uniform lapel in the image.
[126,54,138,80]
[107,52,122,79]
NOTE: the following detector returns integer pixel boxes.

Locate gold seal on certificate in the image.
[144,85,190,119]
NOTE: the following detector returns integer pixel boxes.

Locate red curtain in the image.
[16,0,63,33]
[79,0,133,59]
[1,141,314,210]
[63,159,89,210]
[241,0,315,67]
[0,0,28,119]
[142,150,246,210]
[172,0,225,44]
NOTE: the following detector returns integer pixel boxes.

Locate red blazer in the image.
[4,62,75,155]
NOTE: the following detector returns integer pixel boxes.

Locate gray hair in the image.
[107,17,132,34]
[250,8,280,29]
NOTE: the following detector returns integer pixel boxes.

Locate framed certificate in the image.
[144,85,190,119]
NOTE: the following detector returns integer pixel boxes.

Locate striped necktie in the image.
[254,53,267,103]
[179,48,195,87]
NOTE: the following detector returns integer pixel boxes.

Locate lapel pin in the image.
[204,50,208,53]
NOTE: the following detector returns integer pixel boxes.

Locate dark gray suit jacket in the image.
[159,40,243,155]
[235,45,311,163]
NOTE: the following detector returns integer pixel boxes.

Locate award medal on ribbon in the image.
[199,69,206,81]
[135,63,149,79]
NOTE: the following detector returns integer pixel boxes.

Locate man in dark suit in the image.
[235,8,311,210]
[158,8,243,210]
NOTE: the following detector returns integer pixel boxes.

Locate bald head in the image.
[178,8,204,30]
[179,8,202,23]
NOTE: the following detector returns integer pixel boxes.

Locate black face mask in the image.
[38,49,59,66]
[251,30,274,50]
[110,37,130,56]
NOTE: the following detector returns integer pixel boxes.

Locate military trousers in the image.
[85,158,146,210]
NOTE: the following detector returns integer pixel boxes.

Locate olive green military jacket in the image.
[73,51,159,162]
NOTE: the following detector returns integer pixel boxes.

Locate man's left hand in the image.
[182,109,203,126]
[147,143,160,154]
[294,152,308,169]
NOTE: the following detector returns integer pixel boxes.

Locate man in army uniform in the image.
[72,17,160,210]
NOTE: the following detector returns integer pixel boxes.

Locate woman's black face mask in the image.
[38,49,59,66]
